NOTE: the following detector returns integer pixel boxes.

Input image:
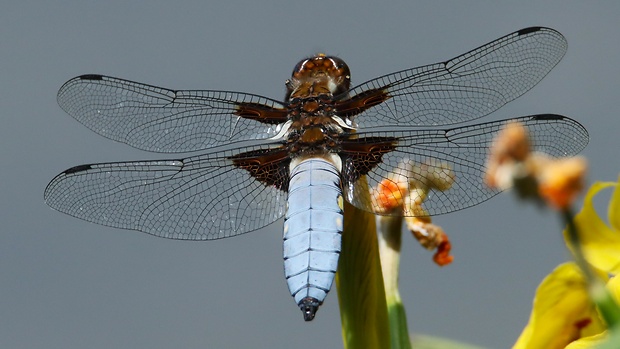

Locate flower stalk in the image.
[377,214,412,349]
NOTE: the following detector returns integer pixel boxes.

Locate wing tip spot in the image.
[531,114,564,121]
[517,27,542,36]
[63,164,92,174]
[78,74,104,81]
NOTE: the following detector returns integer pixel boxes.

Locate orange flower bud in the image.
[538,157,588,209]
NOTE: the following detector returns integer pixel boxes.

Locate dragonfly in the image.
[45,27,588,321]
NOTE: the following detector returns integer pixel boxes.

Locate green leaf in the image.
[336,198,390,349]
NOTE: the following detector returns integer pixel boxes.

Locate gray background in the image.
[2,1,619,348]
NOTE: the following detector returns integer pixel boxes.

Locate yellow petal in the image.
[608,176,620,232]
[513,263,605,349]
[567,181,620,274]
[609,275,620,304]
[563,276,620,349]
[564,332,608,349]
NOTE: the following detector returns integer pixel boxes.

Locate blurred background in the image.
[1,1,619,348]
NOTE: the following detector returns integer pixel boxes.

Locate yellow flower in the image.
[513,263,607,349]
[564,179,620,274]
[514,179,620,349]
[565,275,620,349]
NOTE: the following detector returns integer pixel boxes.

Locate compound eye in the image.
[292,59,310,74]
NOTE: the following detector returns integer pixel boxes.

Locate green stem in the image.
[377,215,412,349]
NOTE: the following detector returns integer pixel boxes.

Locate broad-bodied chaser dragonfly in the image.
[45,27,588,321]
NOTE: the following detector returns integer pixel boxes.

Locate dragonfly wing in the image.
[337,27,567,128]
[340,114,588,216]
[57,75,289,153]
[44,141,290,240]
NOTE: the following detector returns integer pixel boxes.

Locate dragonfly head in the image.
[285,54,351,101]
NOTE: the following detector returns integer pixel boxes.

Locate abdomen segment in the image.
[283,158,343,321]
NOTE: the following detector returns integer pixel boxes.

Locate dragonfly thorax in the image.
[285,54,351,101]
[285,96,348,156]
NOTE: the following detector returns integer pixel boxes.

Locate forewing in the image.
[342,115,588,216]
[57,75,289,153]
[44,142,289,240]
[338,27,567,128]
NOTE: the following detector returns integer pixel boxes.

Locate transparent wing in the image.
[57,75,289,153]
[44,141,288,240]
[342,115,589,216]
[341,27,567,128]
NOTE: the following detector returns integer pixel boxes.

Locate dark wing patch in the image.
[229,147,291,191]
[334,89,390,119]
[234,102,290,125]
[339,136,398,183]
